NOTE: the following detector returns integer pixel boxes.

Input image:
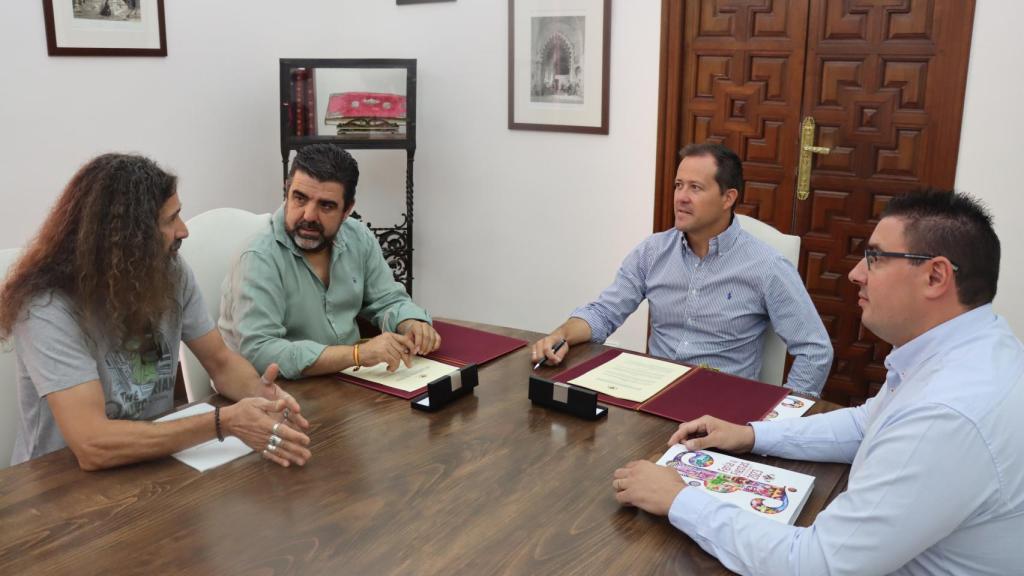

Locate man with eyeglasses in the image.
[613,189,1024,574]
[220,144,440,380]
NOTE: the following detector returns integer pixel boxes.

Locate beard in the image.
[168,238,183,253]
[288,219,335,252]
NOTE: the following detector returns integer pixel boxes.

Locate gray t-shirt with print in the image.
[10,260,214,465]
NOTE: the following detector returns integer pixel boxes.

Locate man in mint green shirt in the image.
[220,144,440,380]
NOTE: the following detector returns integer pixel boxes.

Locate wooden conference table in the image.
[0,321,849,575]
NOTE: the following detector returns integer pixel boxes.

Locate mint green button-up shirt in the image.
[219,206,430,379]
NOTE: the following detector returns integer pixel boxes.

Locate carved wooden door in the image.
[654,0,975,405]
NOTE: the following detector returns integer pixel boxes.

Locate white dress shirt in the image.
[668,304,1024,575]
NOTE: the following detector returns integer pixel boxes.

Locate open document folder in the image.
[551,350,788,424]
[337,320,528,399]
[341,356,458,392]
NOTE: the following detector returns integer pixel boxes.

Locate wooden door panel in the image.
[655,0,810,231]
[798,0,974,405]
[656,0,974,406]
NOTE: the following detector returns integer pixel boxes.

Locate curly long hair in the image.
[0,153,179,344]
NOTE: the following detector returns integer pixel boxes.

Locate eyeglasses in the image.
[863,249,960,272]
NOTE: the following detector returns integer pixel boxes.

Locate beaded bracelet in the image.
[214,406,224,442]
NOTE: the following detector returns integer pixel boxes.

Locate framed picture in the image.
[397,0,455,4]
[43,0,167,56]
[508,0,610,134]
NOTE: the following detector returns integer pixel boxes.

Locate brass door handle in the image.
[797,117,831,201]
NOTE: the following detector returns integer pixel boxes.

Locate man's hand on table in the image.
[612,460,686,516]
[396,319,442,356]
[530,333,571,367]
[668,415,756,453]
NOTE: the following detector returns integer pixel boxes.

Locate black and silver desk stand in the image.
[529,376,608,420]
[411,364,479,412]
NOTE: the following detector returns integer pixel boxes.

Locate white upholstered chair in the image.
[0,248,23,468]
[178,208,270,402]
[735,214,802,386]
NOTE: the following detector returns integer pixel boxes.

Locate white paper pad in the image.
[763,395,816,421]
[155,403,253,472]
[341,356,459,392]
[569,353,690,403]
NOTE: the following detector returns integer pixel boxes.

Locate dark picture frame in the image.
[508,0,610,134]
[43,0,167,57]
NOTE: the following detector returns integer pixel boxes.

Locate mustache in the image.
[297,220,324,233]
[170,238,183,252]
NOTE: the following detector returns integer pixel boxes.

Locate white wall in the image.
[1,0,1021,349]
[955,0,1024,336]
[0,0,659,351]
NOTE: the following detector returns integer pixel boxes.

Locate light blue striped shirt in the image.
[670,304,1024,575]
[571,218,832,394]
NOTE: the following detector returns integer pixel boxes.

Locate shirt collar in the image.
[271,205,346,259]
[883,304,995,390]
[680,215,741,258]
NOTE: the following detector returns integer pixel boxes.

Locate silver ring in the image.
[262,449,270,458]
[268,434,282,448]
[282,408,291,421]
[272,422,281,435]
[266,443,278,453]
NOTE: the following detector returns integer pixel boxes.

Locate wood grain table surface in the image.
[0,320,849,575]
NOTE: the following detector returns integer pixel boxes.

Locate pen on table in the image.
[533,338,567,370]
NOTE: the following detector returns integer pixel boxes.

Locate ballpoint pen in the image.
[533,338,566,370]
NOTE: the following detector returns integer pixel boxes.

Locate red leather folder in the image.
[428,321,529,366]
[550,350,787,425]
[337,321,528,399]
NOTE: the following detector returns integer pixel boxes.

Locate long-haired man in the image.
[1,153,311,469]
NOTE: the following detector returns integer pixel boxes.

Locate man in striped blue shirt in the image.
[531,143,832,395]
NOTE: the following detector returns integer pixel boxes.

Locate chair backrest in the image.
[0,248,23,468]
[178,208,270,401]
[735,214,801,386]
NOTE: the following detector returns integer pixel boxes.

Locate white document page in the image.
[155,403,252,472]
[341,356,459,392]
[569,353,690,403]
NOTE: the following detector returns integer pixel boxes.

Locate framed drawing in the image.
[43,0,167,56]
[508,0,610,134]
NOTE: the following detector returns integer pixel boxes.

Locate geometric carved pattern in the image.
[819,60,862,106]
[745,120,784,163]
[682,0,808,234]
[882,60,928,109]
[665,0,971,406]
[752,0,789,37]
[796,0,963,406]
[737,181,779,221]
[814,125,855,172]
[876,130,921,178]
[750,56,788,101]
[696,56,732,97]
[886,0,931,40]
